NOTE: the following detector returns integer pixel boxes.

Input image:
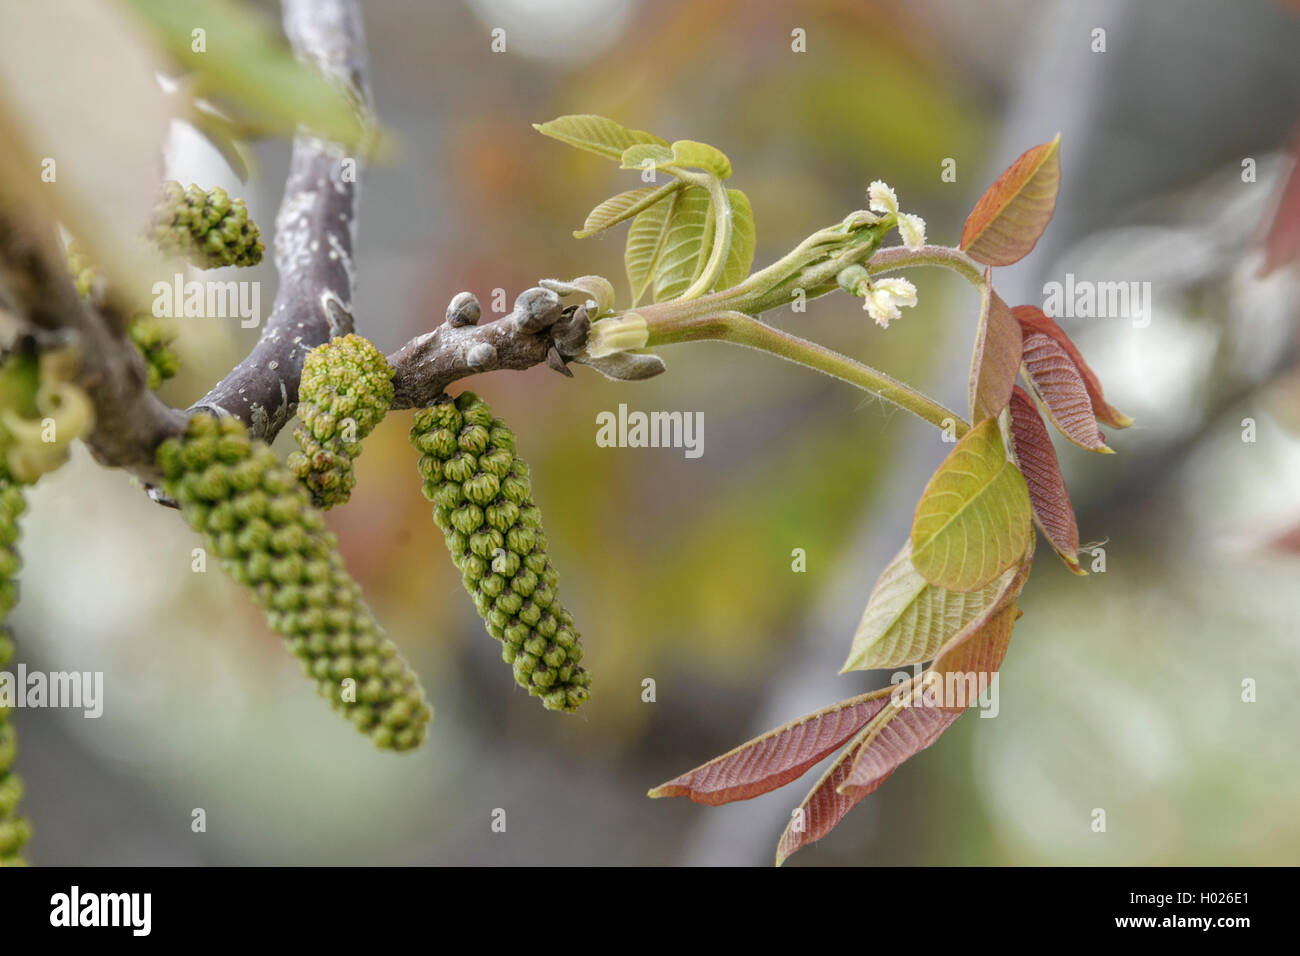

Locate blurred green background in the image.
[10,0,1300,865]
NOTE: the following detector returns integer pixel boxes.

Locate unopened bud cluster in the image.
[288,335,394,509]
[150,181,264,269]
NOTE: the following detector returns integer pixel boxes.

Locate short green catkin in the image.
[150,181,264,269]
[0,482,30,865]
[158,414,431,750]
[410,392,591,712]
[288,335,394,509]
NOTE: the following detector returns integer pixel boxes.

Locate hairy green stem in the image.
[646,311,967,435]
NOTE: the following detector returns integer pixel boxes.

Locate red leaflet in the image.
[840,697,962,794]
[648,687,893,806]
[1013,305,1132,429]
[1009,386,1084,574]
[1261,132,1300,277]
[774,731,895,866]
[1021,332,1110,452]
[961,136,1061,266]
[968,278,1023,421]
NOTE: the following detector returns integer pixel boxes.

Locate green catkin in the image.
[65,240,180,390]
[149,181,264,269]
[410,392,591,712]
[128,314,180,390]
[288,335,394,509]
[158,414,431,750]
[0,483,30,865]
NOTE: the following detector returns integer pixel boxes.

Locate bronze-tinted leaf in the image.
[1008,386,1083,573]
[648,687,893,806]
[1021,333,1111,453]
[969,278,1023,420]
[1261,134,1300,277]
[961,136,1061,266]
[774,727,893,866]
[1013,306,1132,429]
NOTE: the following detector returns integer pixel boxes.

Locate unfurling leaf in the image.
[652,184,713,303]
[910,418,1033,592]
[648,687,893,806]
[534,114,667,161]
[625,187,681,306]
[572,350,666,381]
[1008,386,1083,573]
[961,136,1061,266]
[539,275,616,316]
[575,183,680,238]
[969,279,1023,420]
[1013,306,1132,428]
[841,542,1020,672]
[669,139,732,179]
[774,727,889,866]
[718,188,756,290]
[1020,333,1111,453]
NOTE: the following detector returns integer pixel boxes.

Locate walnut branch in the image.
[189,0,369,440]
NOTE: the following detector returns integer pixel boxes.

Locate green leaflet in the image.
[670,140,732,179]
[652,185,713,303]
[719,188,755,291]
[625,187,681,306]
[910,417,1032,592]
[575,183,680,239]
[841,542,1019,672]
[534,114,667,162]
[620,143,676,171]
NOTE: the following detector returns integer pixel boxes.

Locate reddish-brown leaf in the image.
[1261,132,1300,277]
[961,136,1061,266]
[648,686,893,806]
[774,728,894,866]
[839,692,963,795]
[1013,305,1132,429]
[1009,386,1084,574]
[1021,332,1111,453]
[968,278,1023,421]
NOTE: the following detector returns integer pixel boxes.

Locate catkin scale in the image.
[288,335,394,509]
[411,392,590,712]
[150,181,264,269]
[158,414,431,750]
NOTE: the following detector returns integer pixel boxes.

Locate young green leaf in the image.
[619,142,676,171]
[670,140,732,179]
[1008,386,1084,574]
[718,188,756,290]
[1021,333,1111,453]
[1013,305,1132,428]
[969,280,1023,421]
[775,725,891,866]
[648,687,894,806]
[961,135,1061,266]
[574,183,680,239]
[910,417,1033,592]
[652,184,713,303]
[126,0,378,153]
[625,187,681,306]
[538,275,616,316]
[533,114,667,162]
[841,542,1023,672]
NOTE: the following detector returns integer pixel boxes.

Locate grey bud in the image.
[552,305,591,357]
[466,342,497,369]
[447,292,481,327]
[513,287,563,332]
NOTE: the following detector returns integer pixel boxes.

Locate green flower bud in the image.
[288,335,395,509]
[158,414,431,751]
[0,482,29,864]
[410,392,591,712]
[149,181,264,269]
